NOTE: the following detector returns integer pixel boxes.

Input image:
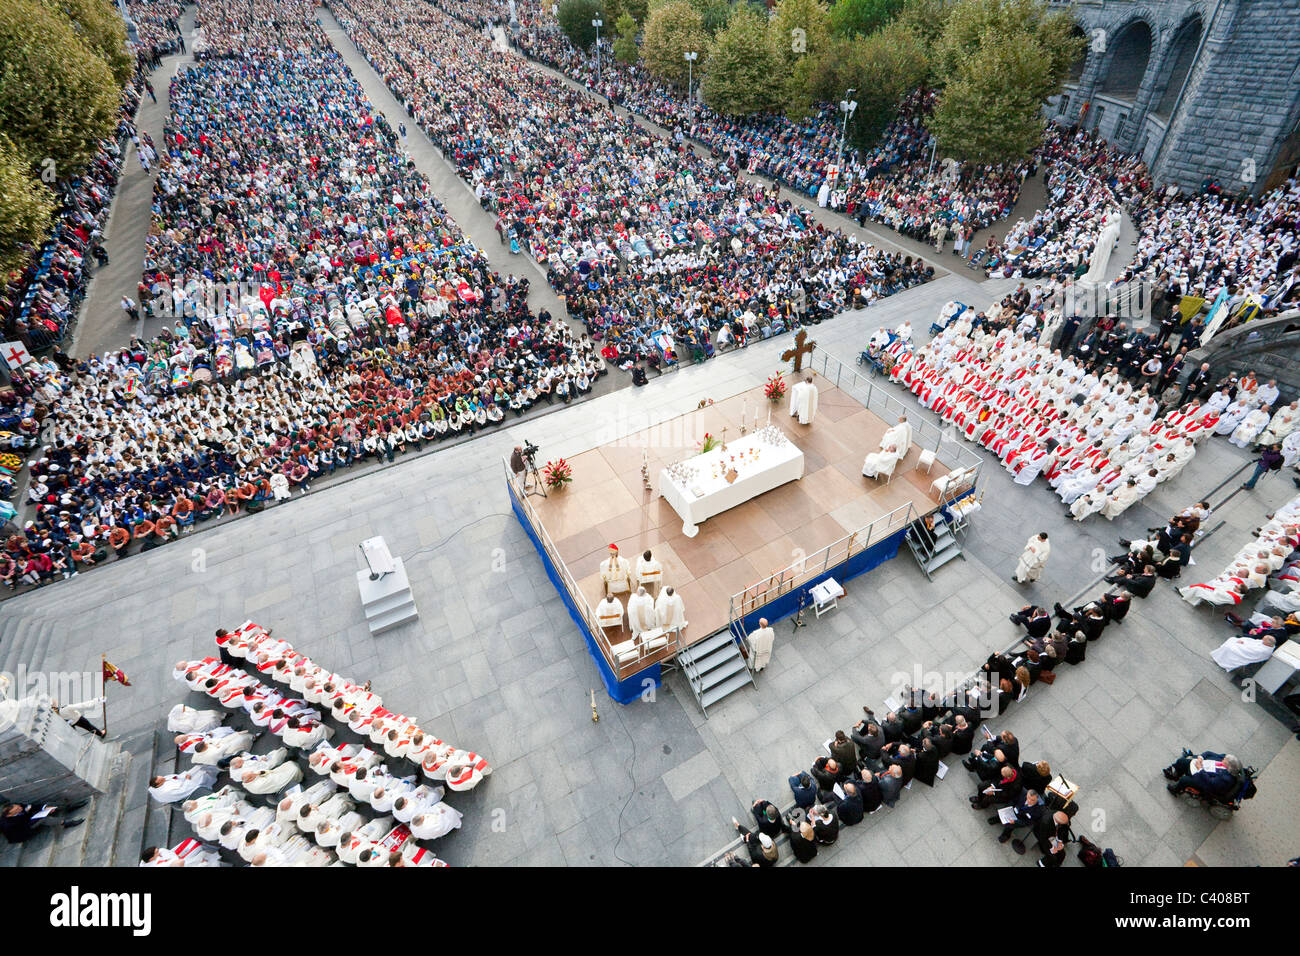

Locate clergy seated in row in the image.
[636,549,663,591]
[862,416,912,479]
[600,544,632,597]
[789,375,819,425]
[167,703,225,734]
[626,586,657,638]
[1211,633,1277,674]
[149,766,220,804]
[596,595,624,630]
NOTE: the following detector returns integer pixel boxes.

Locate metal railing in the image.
[504,458,681,679]
[809,345,985,478]
[727,500,915,628]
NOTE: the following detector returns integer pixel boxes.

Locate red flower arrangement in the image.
[542,458,573,489]
[764,372,787,404]
[697,432,721,454]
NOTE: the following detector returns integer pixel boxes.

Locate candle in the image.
[766,408,771,427]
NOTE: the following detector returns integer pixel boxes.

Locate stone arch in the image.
[1068,23,1088,82]
[1153,14,1204,119]
[1099,19,1155,100]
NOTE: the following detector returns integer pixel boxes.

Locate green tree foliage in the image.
[701,5,784,116]
[641,1,708,85]
[43,0,132,86]
[928,0,1085,162]
[827,0,904,38]
[0,0,120,175]
[622,0,649,21]
[0,135,55,276]
[802,20,929,146]
[895,0,952,50]
[613,11,640,63]
[697,0,733,33]
[772,0,830,67]
[557,0,605,49]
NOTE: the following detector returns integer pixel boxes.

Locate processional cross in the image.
[781,328,816,373]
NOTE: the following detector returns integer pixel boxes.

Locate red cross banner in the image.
[1,341,33,370]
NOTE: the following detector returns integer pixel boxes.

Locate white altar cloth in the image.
[659,431,805,536]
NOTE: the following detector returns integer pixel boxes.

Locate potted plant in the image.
[542,458,573,490]
[764,372,786,404]
[697,432,720,455]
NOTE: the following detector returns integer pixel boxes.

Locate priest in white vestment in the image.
[749,618,775,672]
[626,586,657,638]
[595,595,624,630]
[167,703,225,735]
[1210,634,1276,672]
[242,760,304,795]
[635,549,663,591]
[1013,532,1050,584]
[410,803,463,841]
[1259,401,1299,445]
[149,766,220,803]
[655,586,687,632]
[788,375,819,425]
[1101,477,1143,519]
[1229,405,1271,448]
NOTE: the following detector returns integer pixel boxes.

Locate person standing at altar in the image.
[1013,533,1050,585]
[627,587,657,638]
[655,586,687,632]
[789,374,819,425]
[600,544,632,598]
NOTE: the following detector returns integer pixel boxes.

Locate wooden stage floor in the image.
[529,375,952,647]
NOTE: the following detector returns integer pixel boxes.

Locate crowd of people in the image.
[148,620,487,865]
[331,0,933,375]
[879,292,1209,521]
[0,0,615,592]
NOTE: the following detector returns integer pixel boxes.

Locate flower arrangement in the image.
[697,432,720,455]
[542,458,573,489]
[764,372,786,404]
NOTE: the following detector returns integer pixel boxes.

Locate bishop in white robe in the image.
[788,375,819,425]
[599,545,632,597]
[595,595,624,630]
[635,550,663,591]
[167,704,224,735]
[1230,406,1271,448]
[149,766,220,804]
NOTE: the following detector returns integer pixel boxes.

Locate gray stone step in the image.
[366,601,420,635]
[690,643,744,678]
[81,749,132,868]
[923,542,963,574]
[700,670,755,710]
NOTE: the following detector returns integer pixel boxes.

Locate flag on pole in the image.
[103,660,131,687]
[1,341,33,370]
[1200,289,1231,345]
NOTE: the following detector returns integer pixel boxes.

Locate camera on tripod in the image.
[521,440,539,469]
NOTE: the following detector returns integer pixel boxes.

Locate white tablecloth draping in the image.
[659,431,804,535]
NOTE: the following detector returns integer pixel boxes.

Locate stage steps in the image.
[677,631,756,716]
[357,558,420,635]
[906,518,965,580]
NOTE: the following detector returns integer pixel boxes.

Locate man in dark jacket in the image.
[837,782,865,825]
[0,801,85,843]
[878,765,905,807]
[913,738,940,787]
[882,742,917,785]
[750,799,784,838]
[851,719,886,767]
[1010,605,1053,638]
[992,788,1045,847]
[788,772,817,809]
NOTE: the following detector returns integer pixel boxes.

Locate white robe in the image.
[1014,536,1050,583]
[626,591,657,637]
[749,626,775,671]
[788,380,819,425]
[655,590,686,631]
[862,444,905,478]
[1210,637,1274,672]
[167,704,224,734]
[634,556,663,589]
[595,596,624,629]
[599,556,632,595]
[1230,409,1271,448]
[150,766,220,803]
[409,802,463,841]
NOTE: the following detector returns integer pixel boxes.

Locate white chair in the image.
[865,455,897,484]
[916,448,937,474]
[609,640,640,667]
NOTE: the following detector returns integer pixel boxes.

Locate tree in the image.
[697,0,732,34]
[641,1,708,86]
[896,0,952,50]
[42,0,132,87]
[613,11,639,63]
[800,20,929,145]
[827,0,904,38]
[622,0,649,22]
[557,0,604,50]
[0,0,120,175]
[771,0,830,68]
[929,40,1044,163]
[0,135,55,276]
[932,0,1082,102]
[927,0,1085,163]
[701,5,784,116]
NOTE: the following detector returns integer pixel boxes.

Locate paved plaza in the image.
[4,267,1297,866]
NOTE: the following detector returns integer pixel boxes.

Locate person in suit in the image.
[948,715,975,755]
[857,772,883,813]
[787,817,817,864]
[1106,564,1156,598]
[731,820,779,866]
[837,781,865,825]
[1163,750,1243,797]
[971,764,1022,809]
[851,718,886,767]
[810,804,840,845]
[1100,589,1132,622]
[829,730,858,774]
[788,772,816,809]
[992,788,1045,847]
[811,756,844,792]
[879,711,905,744]
[750,799,783,839]
[1018,760,1052,796]
[913,737,940,787]
[1180,362,1213,404]
[1031,810,1073,867]
[882,742,917,785]
[0,801,86,843]
[1009,605,1053,638]
[878,765,905,807]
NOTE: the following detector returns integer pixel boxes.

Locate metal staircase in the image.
[906,486,975,580]
[676,631,755,716]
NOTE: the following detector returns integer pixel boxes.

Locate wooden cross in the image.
[781,328,816,373]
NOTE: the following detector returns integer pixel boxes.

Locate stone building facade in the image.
[1046,0,1300,195]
